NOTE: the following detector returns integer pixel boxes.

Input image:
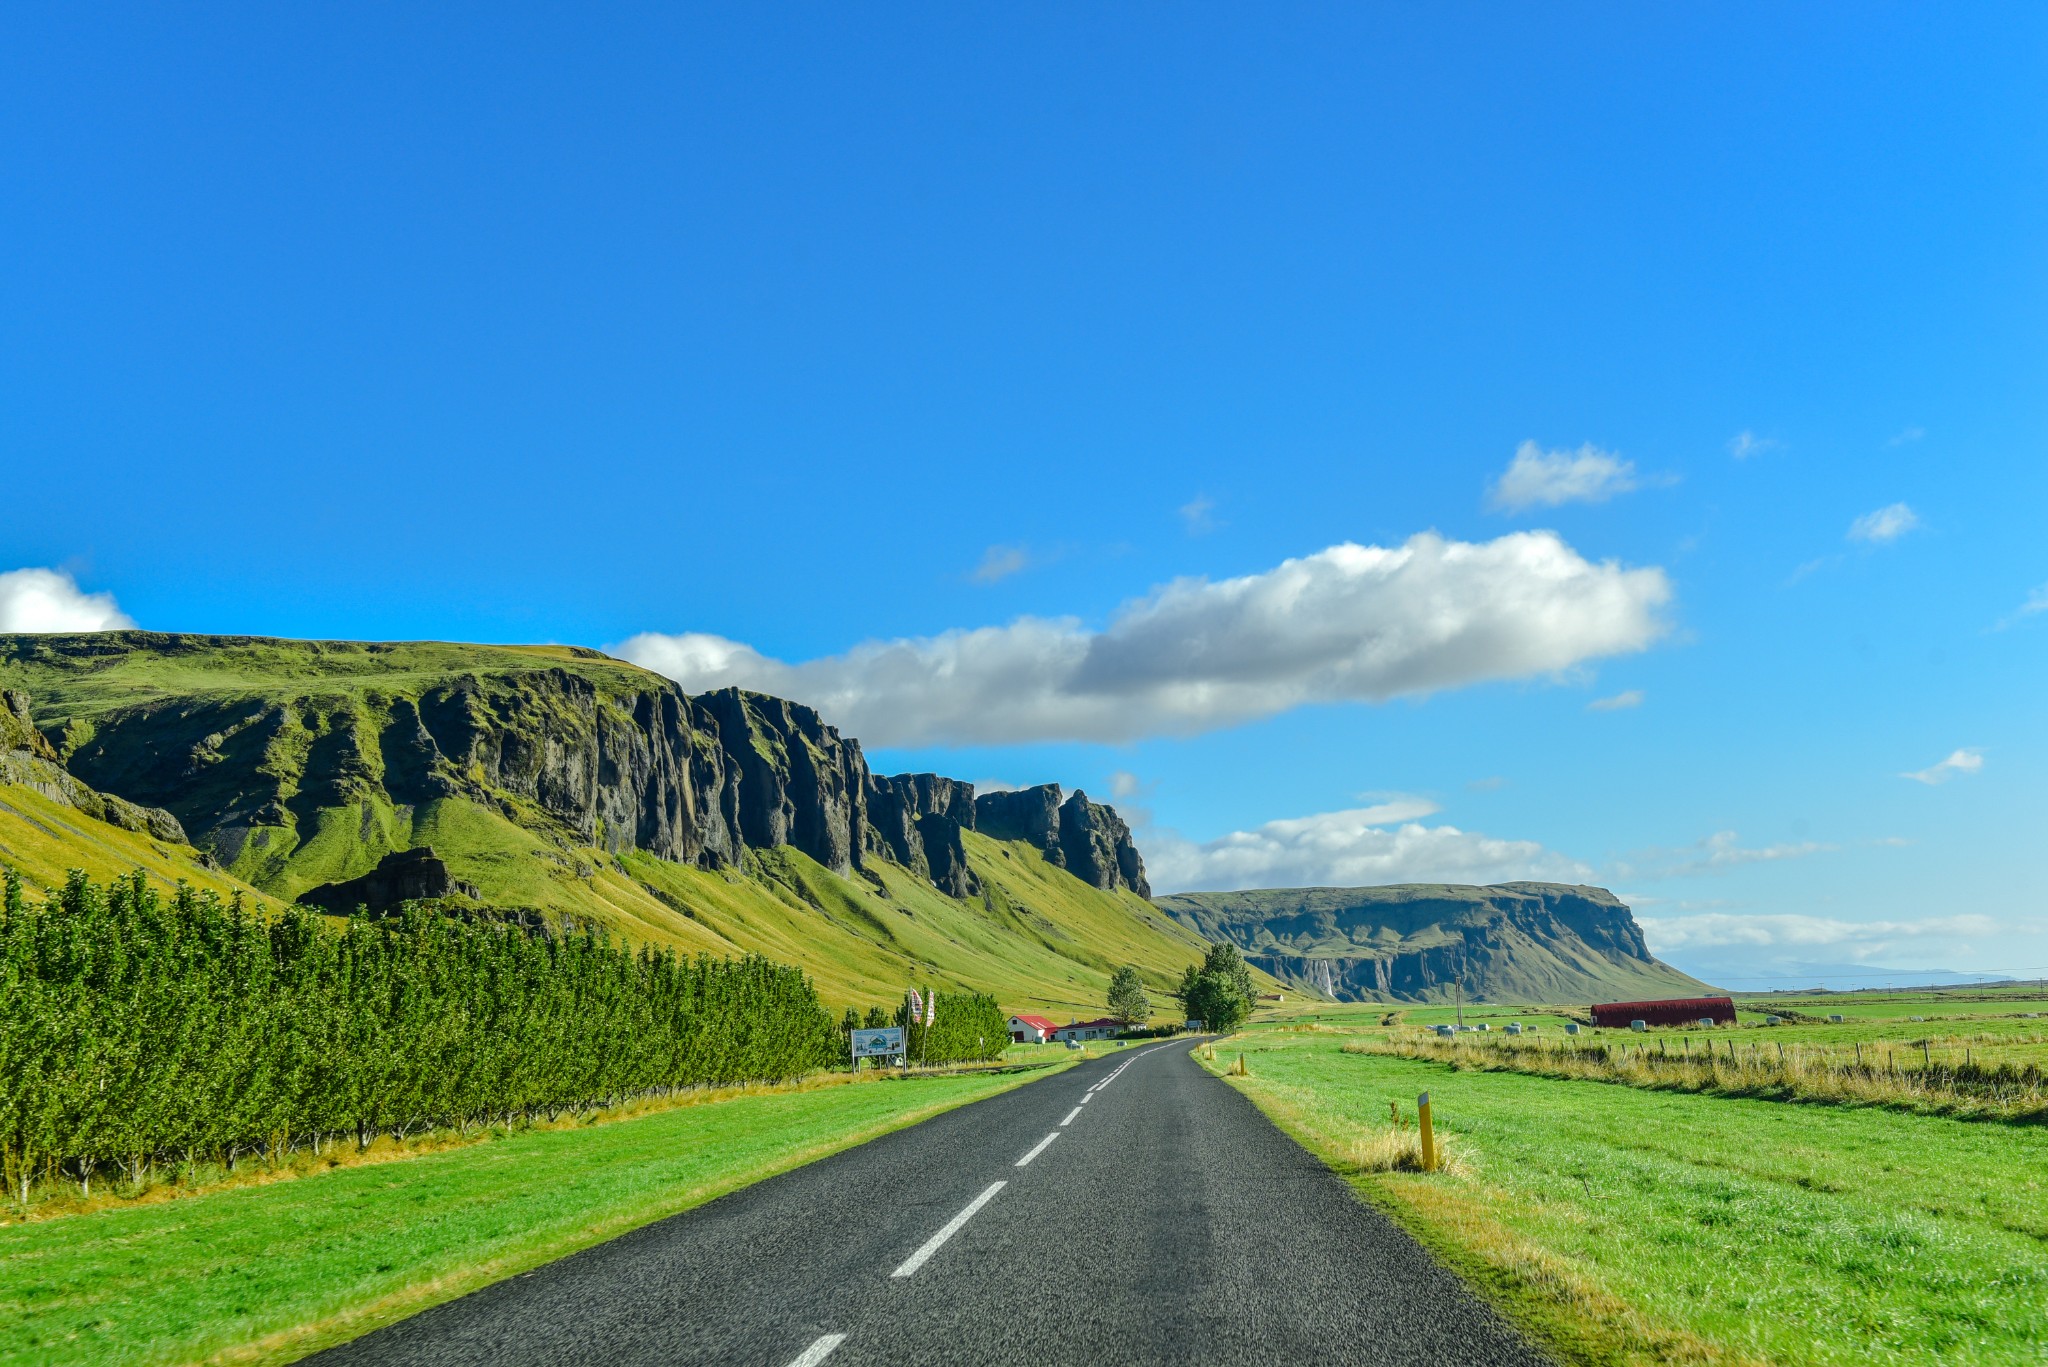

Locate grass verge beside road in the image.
[0,1066,1058,1367]
[1205,1025,2048,1367]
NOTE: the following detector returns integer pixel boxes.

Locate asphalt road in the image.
[311,1042,1550,1367]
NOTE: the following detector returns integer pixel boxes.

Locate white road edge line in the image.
[891,1181,1006,1279]
[783,1332,847,1367]
[1060,1106,1082,1126]
[1015,1131,1060,1167]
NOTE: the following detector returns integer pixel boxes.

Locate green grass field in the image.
[1207,1021,2048,1367]
[0,1066,1056,1367]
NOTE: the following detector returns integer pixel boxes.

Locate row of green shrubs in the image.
[0,868,854,1203]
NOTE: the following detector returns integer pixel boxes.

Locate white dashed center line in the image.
[783,1332,847,1366]
[891,1180,1007,1278]
[1015,1132,1060,1167]
[1060,1106,1082,1126]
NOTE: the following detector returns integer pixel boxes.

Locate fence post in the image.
[1418,1092,1437,1172]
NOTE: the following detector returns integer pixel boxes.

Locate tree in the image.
[1175,942,1253,1032]
[1202,941,1254,1005]
[1107,966,1149,1027]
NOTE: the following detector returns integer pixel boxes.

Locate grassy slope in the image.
[0,1068,1056,1367]
[1207,1021,2048,1367]
[0,637,648,723]
[0,782,279,907]
[626,830,1253,1018]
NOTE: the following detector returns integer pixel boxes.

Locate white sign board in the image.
[851,1027,905,1059]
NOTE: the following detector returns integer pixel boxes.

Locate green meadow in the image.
[0,1067,1052,1367]
[1208,1021,2048,1367]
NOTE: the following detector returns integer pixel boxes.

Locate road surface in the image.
[311,1041,1549,1366]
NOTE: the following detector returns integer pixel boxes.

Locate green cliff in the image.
[0,632,1215,1016]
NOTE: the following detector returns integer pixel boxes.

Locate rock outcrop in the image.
[866,773,980,897]
[299,847,479,914]
[973,784,1150,897]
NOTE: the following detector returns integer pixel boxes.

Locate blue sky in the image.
[4,5,2045,986]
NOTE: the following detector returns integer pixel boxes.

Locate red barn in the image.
[1591,996,1735,1029]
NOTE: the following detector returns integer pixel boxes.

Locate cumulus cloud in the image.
[1487,441,1642,511]
[1848,502,1920,544]
[1727,431,1780,460]
[1143,800,1592,893]
[1901,749,1982,785]
[970,544,1030,584]
[1586,689,1644,712]
[0,568,134,633]
[617,530,1672,747]
[1615,830,1837,881]
[1639,912,1998,960]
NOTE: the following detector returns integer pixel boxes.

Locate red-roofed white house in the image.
[1008,1013,1058,1044]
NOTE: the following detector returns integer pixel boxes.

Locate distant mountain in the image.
[1155,882,1713,1004]
[0,631,1226,1015]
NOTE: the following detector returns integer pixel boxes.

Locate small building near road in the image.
[1054,1016,1123,1043]
[1591,996,1736,1029]
[1008,1013,1058,1044]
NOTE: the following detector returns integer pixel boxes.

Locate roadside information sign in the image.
[851,1027,905,1060]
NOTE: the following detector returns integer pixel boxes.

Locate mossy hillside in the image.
[0,782,277,907]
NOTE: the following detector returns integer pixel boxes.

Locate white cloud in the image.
[1886,426,1926,447]
[1992,583,2048,631]
[1466,775,1509,791]
[617,530,1673,747]
[1179,496,1219,535]
[1901,748,1982,786]
[1616,830,1837,881]
[0,568,134,633]
[970,544,1030,584]
[1586,689,1644,712]
[1487,441,1641,511]
[1848,502,1920,544]
[1107,770,1145,800]
[1728,431,1780,460]
[1639,912,1998,960]
[1144,800,1592,893]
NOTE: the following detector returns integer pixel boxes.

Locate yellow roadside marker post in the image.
[1417,1091,1437,1171]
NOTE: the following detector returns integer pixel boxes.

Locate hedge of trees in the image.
[838,990,1009,1064]
[0,868,841,1203]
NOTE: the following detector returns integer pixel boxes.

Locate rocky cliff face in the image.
[1156,881,1704,1004]
[0,633,1151,906]
[866,773,979,897]
[1,687,189,844]
[974,784,1150,897]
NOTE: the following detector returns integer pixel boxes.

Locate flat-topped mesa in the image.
[1155,881,1703,1004]
[974,783,1150,898]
